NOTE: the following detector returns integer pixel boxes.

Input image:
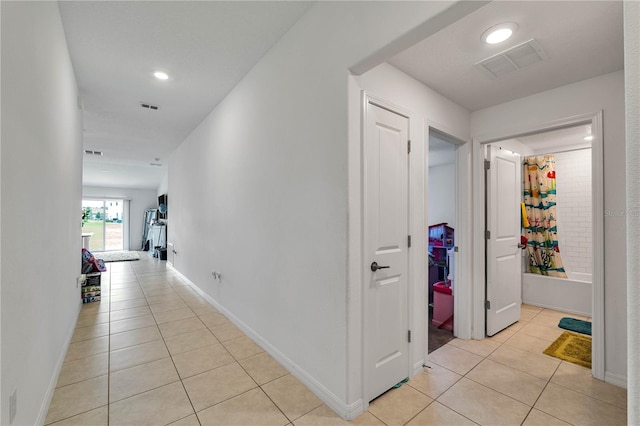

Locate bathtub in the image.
[522,271,592,316]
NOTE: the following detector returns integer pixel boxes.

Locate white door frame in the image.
[425,126,473,341]
[471,111,605,380]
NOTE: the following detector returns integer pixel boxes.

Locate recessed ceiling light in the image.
[584,135,594,141]
[154,71,169,80]
[481,23,518,45]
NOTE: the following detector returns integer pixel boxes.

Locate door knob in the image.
[518,244,526,249]
[371,262,390,272]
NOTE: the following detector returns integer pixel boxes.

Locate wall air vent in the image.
[84,150,103,156]
[140,103,160,110]
[475,39,547,79]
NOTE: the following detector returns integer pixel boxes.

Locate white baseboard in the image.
[36,298,82,425]
[168,265,358,420]
[605,371,628,389]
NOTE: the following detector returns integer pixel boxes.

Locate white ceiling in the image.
[517,124,593,155]
[61,1,624,190]
[389,1,624,112]
[58,1,312,189]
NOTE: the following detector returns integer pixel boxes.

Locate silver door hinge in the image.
[484,159,490,170]
[408,330,412,343]
[408,140,411,154]
[486,300,491,310]
[408,235,412,248]
[485,230,491,239]
[454,246,459,252]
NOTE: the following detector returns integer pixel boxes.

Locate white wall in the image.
[1,2,83,424]
[428,163,456,228]
[471,70,626,383]
[554,149,593,275]
[624,1,639,421]
[492,138,535,157]
[157,171,168,198]
[168,1,480,416]
[82,186,158,250]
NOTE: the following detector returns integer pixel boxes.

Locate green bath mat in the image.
[558,317,591,335]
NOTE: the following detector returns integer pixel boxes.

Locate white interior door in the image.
[486,145,522,336]
[364,100,410,401]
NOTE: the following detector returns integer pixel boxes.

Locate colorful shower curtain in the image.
[523,155,567,278]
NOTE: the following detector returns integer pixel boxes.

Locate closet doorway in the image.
[427,129,460,352]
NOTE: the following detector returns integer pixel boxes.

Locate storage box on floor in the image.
[153,246,167,260]
[82,272,101,303]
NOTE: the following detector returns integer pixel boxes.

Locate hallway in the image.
[45,255,626,425]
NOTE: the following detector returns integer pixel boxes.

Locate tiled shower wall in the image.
[554,149,592,274]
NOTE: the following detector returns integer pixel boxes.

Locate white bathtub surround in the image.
[554,149,593,275]
[522,272,592,317]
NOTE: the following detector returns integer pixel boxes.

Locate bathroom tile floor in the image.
[45,255,627,425]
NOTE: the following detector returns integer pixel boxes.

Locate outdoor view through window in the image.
[82,199,124,252]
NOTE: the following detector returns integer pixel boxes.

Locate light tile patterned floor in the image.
[45,255,627,425]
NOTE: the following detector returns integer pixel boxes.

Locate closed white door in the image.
[486,145,522,336]
[364,99,410,401]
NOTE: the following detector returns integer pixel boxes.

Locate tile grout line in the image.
[437,307,612,425]
[168,282,307,424]
[544,361,628,412]
[427,316,554,425]
[430,335,505,425]
[521,360,569,425]
[166,284,259,423]
[142,265,202,424]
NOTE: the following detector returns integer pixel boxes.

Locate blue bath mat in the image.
[558,317,591,335]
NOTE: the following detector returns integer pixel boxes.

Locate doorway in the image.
[474,112,604,379]
[82,198,125,252]
[427,130,458,352]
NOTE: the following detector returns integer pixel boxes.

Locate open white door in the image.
[364,100,410,401]
[486,145,522,336]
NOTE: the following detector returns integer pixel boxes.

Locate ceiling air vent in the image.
[84,150,103,156]
[140,103,159,111]
[475,39,547,79]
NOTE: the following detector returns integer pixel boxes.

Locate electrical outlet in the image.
[9,388,17,424]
